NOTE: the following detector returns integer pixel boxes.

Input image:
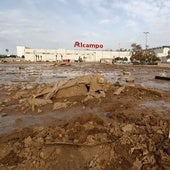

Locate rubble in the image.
[114,86,125,95]
[0,63,169,169]
[1,113,8,117]
[0,111,169,170]
[126,77,135,82]
[53,102,70,110]
[26,74,111,112]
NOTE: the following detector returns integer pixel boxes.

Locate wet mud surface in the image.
[0,62,170,170]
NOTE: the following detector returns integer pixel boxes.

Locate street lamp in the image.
[118,43,120,57]
[143,32,149,50]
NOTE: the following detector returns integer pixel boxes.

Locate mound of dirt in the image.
[21,74,111,112]
[0,73,170,169]
[0,74,111,114]
[0,111,169,170]
[0,73,164,115]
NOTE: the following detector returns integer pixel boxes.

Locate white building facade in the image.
[151,46,170,62]
[17,45,170,62]
[16,46,131,62]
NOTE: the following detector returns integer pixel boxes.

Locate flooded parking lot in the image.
[0,62,170,170]
[0,63,169,91]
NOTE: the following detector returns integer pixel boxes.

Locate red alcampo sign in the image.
[74,41,103,49]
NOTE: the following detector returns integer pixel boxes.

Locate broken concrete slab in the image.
[32,74,110,100]
[56,84,88,98]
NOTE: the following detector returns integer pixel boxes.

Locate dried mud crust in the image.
[0,74,166,115]
[0,111,170,170]
[0,73,170,169]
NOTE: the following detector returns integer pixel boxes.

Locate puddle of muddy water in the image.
[0,106,99,135]
[143,80,170,91]
[0,64,169,91]
[0,64,169,136]
[140,100,170,116]
[0,114,42,135]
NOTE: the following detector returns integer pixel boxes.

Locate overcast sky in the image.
[0,0,170,54]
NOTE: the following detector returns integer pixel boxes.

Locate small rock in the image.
[26,84,34,89]
[39,152,45,159]
[19,66,25,69]
[53,102,69,110]
[72,101,77,105]
[122,124,134,132]
[114,86,125,95]
[1,113,8,117]
[83,95,94,102]
[38,109,42,113]
[156,129,163,134]
[132,158,142,170]
[73,139,79,143]
[117,72,124,76]
[126,77,135,82]
[24,136,32,147]
[4,98,11,103]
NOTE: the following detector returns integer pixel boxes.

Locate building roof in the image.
[149,46,170,50]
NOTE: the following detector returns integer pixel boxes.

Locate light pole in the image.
[143,32,149,50]
[118,43,120,57]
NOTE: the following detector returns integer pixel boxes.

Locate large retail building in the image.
[16,46,131,62]
[16,45,170,62]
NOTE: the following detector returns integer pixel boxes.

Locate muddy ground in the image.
[0,62,170,170]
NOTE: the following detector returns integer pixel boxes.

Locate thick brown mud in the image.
[0,63,170,169]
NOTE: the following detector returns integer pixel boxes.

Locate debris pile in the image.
[0,71,170,169]
[25,74,111,111]
[1,62,170,170]
[0,73,164,115]
[0,111,169,170]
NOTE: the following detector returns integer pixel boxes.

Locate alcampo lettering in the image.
[74,41,103,49]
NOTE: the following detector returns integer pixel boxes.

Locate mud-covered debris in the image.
[28,98,52,106]
[1,113,8,117]
[132,158,142,170]
[28,98,52,111]
[18,66,25,70]
[13,91,28,99]
[126,77,135,82]
[0,61,170,170]
[25,74,110,111]
[33,74,109,99]
[114,86,125,95]
[0,112,169,170]
[122,124,135,133]
[53,102,70,110]
[117,71,124,76]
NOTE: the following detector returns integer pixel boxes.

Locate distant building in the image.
[150,46,170,62]
[16,46,131,62]
[17,45,170,63]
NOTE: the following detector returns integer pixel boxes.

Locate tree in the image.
[130,43,159,64]
[115,57,122,60]
[130,43,143,62]
[123,57,128,61]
